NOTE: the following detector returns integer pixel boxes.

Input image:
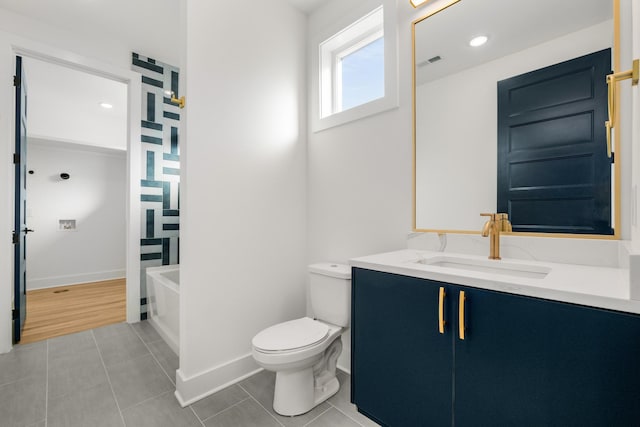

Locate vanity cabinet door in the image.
[453,287,640,427]
[352,268,453,427]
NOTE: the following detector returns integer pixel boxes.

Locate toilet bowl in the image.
[252,317,343,416]
[251,263,351,416]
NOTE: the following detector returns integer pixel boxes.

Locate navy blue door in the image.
[351,268,453,427]
[497,49,612,235]
[13,56,28,343]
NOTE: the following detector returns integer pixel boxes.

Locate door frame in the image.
[0,35,142,352]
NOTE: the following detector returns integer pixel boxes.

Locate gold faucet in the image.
[480,213,512,260]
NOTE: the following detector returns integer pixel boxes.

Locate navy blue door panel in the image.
[13,56,28,343]
[497,49,612,235]
[351,268,453,427]
[455,288,640,427]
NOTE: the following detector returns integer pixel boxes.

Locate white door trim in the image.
[0,34,141,353]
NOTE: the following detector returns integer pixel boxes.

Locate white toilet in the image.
[251,263,351,416]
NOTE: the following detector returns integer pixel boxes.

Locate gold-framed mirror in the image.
[412,0,620,239]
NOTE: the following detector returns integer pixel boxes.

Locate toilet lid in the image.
[252,317,329,352]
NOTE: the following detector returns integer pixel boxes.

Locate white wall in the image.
[0,33,14,353]
[416,21,613,231]
[307,0,416,372]
[627,0,640,249]
[307,0,413,274]
[628,0,640,297]
[25,140,126,289]
[177,0,308,404]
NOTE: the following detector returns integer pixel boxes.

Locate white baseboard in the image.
[175,353,261,407]
[27,270,126,290]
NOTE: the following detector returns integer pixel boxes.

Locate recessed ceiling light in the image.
[469,35,488,47]
[99,102,113,109]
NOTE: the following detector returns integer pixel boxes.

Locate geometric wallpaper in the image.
[131,52,181,319]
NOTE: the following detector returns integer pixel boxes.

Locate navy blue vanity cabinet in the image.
[351,268,453,427]
[454,286,640,427]
[351,267,640,427]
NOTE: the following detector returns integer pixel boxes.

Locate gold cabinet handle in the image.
[459,291,466,340]
[438,287,446,334]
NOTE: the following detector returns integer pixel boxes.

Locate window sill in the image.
[313,91,398,132]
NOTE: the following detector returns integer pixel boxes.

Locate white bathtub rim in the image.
[147,264,179,293]
[148,316,179,355]
[146,264,180,355]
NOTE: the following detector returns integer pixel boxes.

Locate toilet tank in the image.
[308,263,351,327]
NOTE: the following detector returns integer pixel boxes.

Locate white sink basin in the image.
[416,256,551,279]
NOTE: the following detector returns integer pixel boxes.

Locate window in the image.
[319,6,385,119]
[340,37,385,112]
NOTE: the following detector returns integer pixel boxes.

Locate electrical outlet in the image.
[59,219,77,231]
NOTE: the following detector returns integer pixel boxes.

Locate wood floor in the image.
[20,278,126,344]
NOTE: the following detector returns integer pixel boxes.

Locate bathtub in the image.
[146,265,179,354]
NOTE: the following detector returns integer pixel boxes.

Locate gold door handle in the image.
[438,287,446,334]
[605,59,639,158]
[459,291,466,340]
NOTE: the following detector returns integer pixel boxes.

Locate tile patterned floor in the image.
[0,322,379,427]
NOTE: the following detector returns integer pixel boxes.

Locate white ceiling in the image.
[415,0,612,85]
[286,0,327,14]
[0,0,181,65]
[23,57,128,151]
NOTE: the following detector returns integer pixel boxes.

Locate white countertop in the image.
[349,249,640,315]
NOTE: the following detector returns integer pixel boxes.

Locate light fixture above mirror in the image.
[410,0,429,8]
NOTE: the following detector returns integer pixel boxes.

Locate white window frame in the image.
[312,0,398,132]
[320,7,384,118]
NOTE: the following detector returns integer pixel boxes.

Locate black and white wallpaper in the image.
[132,52,181,319]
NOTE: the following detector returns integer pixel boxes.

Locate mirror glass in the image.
[413,0,615,235]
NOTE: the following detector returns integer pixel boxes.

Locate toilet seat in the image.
[252,317,329,353]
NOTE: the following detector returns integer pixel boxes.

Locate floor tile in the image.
[237,370,276,404]
[307,408,362,427]
[122,390,201,427]
[93,322,134,341]
[0,325,377,427]
[131,320,163,344]
[94,324,150,367]
[0,376,46,427]
[48,346,109,400]
[47,382,124,427]
[147,339,179,382]
[239,370,330,427]
[203,398,281,427]
[328,371,380,427]
[0,341,46,386]
[48,330,96,360]
[191,384,249,421]
[107,353,173,410]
